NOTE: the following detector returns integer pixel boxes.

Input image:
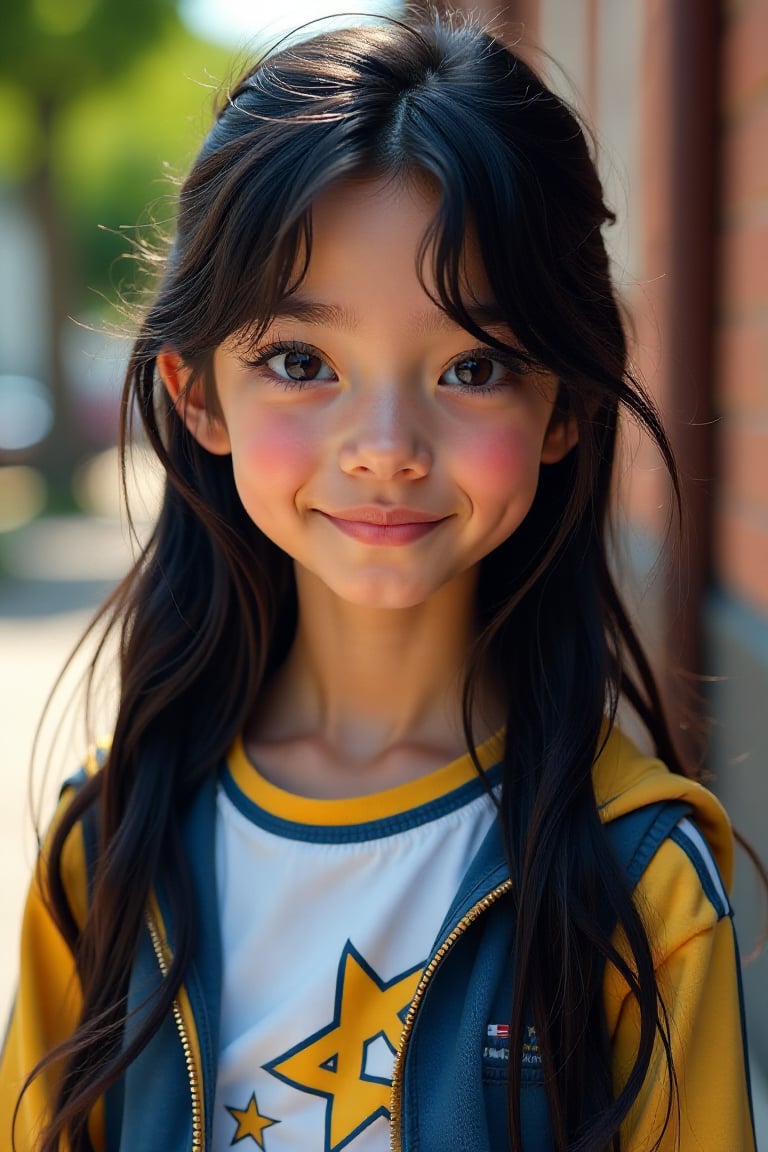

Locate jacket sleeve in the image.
[0,786,104,1152]
[604,832,756,1151]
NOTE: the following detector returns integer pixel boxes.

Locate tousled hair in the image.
[24,12,689,1151]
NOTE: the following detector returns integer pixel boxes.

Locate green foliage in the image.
[57,27,235,314]
[0,0,244,487]
[0,0,178,103]
[0,11,236,315]
[0,82,40,181]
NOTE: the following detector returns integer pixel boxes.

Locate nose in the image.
[338,384,432,480]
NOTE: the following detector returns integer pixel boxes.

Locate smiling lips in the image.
[319,507,449,545]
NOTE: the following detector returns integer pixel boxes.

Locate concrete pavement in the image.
[0,515,131,1014]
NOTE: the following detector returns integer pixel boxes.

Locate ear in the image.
[540,408,578,465]
[156,349,231,456]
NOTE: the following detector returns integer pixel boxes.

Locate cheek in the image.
[458,426,542,505]
[226,416,317,537]
[232,418,312,493]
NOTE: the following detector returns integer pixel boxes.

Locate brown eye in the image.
[440,349,532,393]
[282,351,323,380]
[264,347,336,383]
[441,355,501,390]
[452,357,494,387]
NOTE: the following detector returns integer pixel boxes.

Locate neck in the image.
[249,564,499,768]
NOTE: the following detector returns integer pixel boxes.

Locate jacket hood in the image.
[594,724,734,890]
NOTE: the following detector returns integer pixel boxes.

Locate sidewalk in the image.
[0,515,132,1014]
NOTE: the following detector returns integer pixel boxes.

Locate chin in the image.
[329,574,440,611]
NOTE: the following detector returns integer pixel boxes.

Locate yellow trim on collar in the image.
[226,730,504,827]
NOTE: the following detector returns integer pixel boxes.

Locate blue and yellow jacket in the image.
[0,727,757,1150]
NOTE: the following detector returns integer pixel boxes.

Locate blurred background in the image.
[1,0,766,1138]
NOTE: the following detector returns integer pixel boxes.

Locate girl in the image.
[0,12,757,1152]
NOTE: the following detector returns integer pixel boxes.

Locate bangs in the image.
[153,16,620,399]
[225,173,544,381]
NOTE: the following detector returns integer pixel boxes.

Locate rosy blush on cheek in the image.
[456,424,547,552]
[239,425,312,484]
[460,428,533,497]
[226,421,317,538]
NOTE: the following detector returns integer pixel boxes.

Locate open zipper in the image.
[140,870,509,1152]
[389,878,512,1152]
[146,906,205,1152]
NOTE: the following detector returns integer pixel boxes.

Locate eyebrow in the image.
[270,297,509,334]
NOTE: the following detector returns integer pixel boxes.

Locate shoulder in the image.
[594,723,735,893]
[664,816,731,920]
[632,814,731,964]
[595,723,735,978]
[602,802,734,1046]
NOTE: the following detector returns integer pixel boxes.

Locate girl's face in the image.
[164,178,576,611]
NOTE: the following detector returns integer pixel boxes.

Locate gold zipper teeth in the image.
[389,879,512,1152]
[146,910,205,1152]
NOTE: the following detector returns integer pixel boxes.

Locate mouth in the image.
[318,508,450,545]
[323,506,447,526]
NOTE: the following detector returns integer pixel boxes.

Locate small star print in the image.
[226,1092,279,1148]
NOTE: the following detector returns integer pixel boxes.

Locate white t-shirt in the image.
[212,732,503,1152]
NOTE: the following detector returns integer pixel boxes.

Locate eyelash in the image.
[241,340,533,395]
[241,340,333,390]
[441,347,534,395]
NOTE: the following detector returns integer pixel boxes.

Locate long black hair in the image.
[25,12,688,1151]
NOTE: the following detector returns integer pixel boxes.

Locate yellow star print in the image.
[226,1093,279,1148]
[265,942,423,1152]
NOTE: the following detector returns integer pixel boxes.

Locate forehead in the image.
[294,176,491,316]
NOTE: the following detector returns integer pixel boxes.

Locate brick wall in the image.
[717,0,768,614]
[708,0,768,1089]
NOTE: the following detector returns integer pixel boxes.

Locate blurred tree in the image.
[0,0,180,501]
[57,29,234,318]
